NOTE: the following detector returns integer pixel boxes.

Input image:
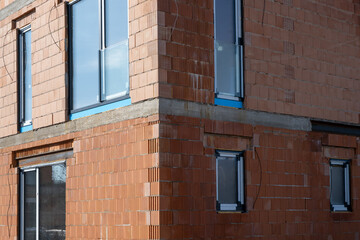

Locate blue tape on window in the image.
[20,124,33,133]
[70,98,131,120]
[215,98,243,108]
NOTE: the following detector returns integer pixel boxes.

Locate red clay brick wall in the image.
[0,0,162,138]
[129,0,160,103]
[244,0,360,123]
[0,0,67,136]
[31,1,67,128]
[157,0,214,104]
[0,115,161,239]
[158,0,360,123]
[158,114,360,239]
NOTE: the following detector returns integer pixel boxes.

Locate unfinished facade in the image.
[0,0,359,239]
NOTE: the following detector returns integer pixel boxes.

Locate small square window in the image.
[330,159,351,212]
[216,150,245,212]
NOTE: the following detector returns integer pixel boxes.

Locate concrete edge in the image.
[0,98,314,150]
[0,0,35,22]
[0,98,160,149]
[159,98,312,131]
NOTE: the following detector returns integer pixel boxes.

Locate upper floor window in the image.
[330,159,351,212]
[18,25,32,132]
[214,0,244,108]
[69,0,129,118]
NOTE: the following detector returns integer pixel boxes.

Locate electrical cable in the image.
[7,167,12,238]
[48,1,62,52]
[168,0,179,41]
[261,0,266,26]
[253,147,263,209]
[1,29,14,82]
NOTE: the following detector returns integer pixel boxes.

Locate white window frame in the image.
[214,0,244,101]
[216,150,245,212]
[330,159,351,212]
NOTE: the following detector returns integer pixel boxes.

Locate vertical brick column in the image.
[31,0,67,128]
[129,0,159,103]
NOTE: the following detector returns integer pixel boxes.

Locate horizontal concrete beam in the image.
[0,0,35,22]
[0,98,159,150]
[0,98,313,150]
[159,98,312,131]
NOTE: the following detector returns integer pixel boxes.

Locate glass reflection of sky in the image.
[72,0,100,110]
[24,30,32,122]
[72,0,129,110]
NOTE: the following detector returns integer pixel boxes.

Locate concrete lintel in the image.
[0,99,159,150]
[0,98,313,150]
[0,0,35,22]
[159,98,312,131]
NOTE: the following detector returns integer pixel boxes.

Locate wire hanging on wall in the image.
[6,167,12,238]
[261,0,266,25]
[253,147,263,209]
[1,29,15,82]
[168,0,179,41]
[48,1,62,52]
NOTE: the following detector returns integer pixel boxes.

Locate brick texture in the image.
[0,0,359,239]
[244,0,360,123]
[157,115,360,239]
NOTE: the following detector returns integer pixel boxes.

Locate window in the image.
[214,0,244,108]
[69,0,130,119]
[18,25,32,132]
[330,159,351,212]
[216,150,245,211]
[19,162,66,240]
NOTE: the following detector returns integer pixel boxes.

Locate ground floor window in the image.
[330,159,351,212]
[20,162,66,240]
[216,150,245,212]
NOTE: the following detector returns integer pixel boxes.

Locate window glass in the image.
[103,42,129,100]
[20,163,66,240]
[70,0,129,114]
[71,0,100,110]
[330,165,345,205]
[24,171,36,240]
[215,0,235,43]
[215,43,238,96]
[19,26,32,129]
[39,164,66,239]
[23,30,32,123]
[217,156,237,204]
[216,151,245,212]
[214,0,243,101]
[105,0,128,47]
[330,159,351,212]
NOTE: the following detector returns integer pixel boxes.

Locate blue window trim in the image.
[70,98,131,120]
[20,124,33,133]
[215,98,243,108]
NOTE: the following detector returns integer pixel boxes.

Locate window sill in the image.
[70,98,131,120]
[215,98,243,108]
[331,205,351,212]
[20,124,33,133]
